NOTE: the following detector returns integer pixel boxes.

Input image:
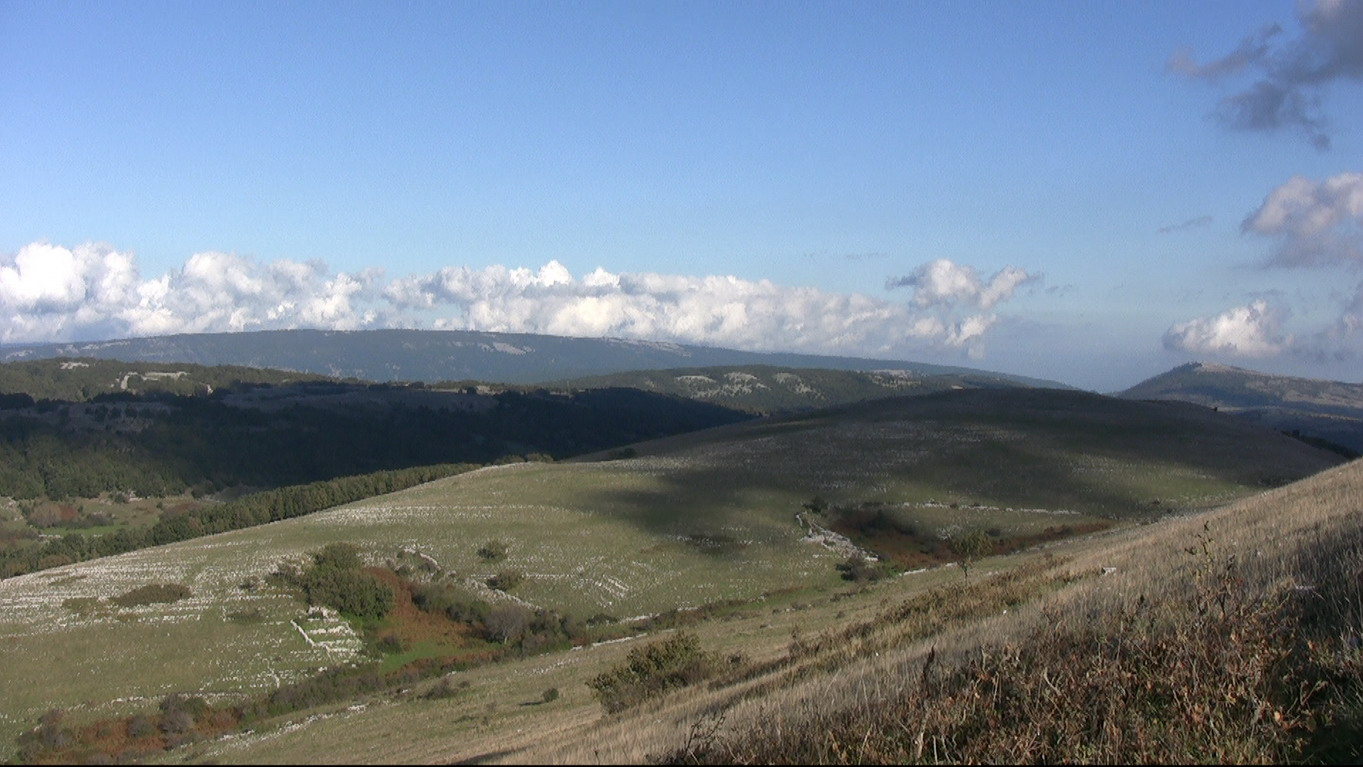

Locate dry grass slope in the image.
[519,458,1363,764]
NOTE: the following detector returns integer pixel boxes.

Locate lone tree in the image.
[949,529,994,581]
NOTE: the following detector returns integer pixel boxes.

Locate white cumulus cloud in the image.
[0,243,385,343]
[1,242,1035,360]
[0,242,142,341]
[1163,300,1291,358]
[1243,171,1363,266]
[390,263,953,354]
[885,259,1039,310]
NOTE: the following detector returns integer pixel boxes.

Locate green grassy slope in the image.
[0,388,1342,757]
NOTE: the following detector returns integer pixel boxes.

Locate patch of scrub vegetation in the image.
[270,542,395,621]
[476,540,508,561]
[588,632,725,714]
[7,541,617,763]
[108,582,192,608]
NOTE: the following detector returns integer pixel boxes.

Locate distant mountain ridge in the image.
[551,365,1034,414]
[0,329,1069,388]
[1120,361,1363,454]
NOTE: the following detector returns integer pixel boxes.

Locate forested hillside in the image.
[0,376,749,500]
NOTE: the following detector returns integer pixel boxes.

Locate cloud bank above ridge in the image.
[0,242,1037,360]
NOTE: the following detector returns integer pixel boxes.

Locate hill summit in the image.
[1120,361,1363,454]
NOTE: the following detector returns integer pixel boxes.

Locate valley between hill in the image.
[0,387,1345,763]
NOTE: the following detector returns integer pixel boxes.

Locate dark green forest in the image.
[0,374,749,500]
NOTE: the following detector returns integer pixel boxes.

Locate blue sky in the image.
[2,0,1361,390]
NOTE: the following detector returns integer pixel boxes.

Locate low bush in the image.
[588,632,719,713]
[109,583,192,608]
[486,569,524,592]
[410,581,492,626]
[836,553,888,582]
[421,677,470,700]
[126,715,156,739]
[476,540,508,561]
[378,633,406,653]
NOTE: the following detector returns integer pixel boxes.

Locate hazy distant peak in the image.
[1120,361,1363,454]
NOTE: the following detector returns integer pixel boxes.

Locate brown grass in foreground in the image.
[674,529,1361,763]
[509,460,1362,764]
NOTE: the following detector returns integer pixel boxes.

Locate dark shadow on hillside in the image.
[570,389,1346,542]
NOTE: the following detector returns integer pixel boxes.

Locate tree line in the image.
[0,463,474,578]
[0,382,748,500]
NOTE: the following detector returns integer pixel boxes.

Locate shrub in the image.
[110,583,192,608]
[127,715,156,739]
[301,566,393,620]
[588,632,719,713]
[542,687,560,703]
[410,581,492,626]
[836,554,887,583]
[311,542,363,571]
[486,569,524,592]
[477,540,508,561]
[158,693,209,724]
[158,710,194,735]
[421,677,468,700]
[37,709,71,749]
[484,604,533,643]
[226,608,265,624]
[274,544,395,621]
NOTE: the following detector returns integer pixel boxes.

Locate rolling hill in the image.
[0,388,1343,761]
[0,328,1069,388]
[1120,362,1363,454]
[0,358,753,503]
[550,364,1034,414]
